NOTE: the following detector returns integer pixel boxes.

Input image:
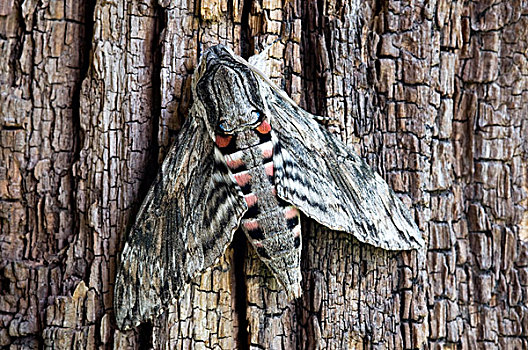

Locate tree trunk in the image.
[1,0,527,349]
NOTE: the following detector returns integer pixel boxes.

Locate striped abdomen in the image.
[215,120,302,298]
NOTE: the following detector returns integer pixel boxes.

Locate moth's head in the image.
[193,45,267,137]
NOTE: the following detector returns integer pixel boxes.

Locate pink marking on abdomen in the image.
[225,154,245,170]
[264,162,274,176]
[234,172,251,187]
[260,142,273,159]
[244,219,259,231]
[293,225,301,237]
[215,135,232,148]
[244,193,258,207]
[256,120,271,134]
[284,206,299,219]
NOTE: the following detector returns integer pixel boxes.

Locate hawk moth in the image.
[114,44,425,330]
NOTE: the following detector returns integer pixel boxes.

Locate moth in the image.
[114,44,424,330]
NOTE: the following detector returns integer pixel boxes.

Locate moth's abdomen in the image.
[216,123,302,298]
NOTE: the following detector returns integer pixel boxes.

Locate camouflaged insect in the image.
[114,44,425,330]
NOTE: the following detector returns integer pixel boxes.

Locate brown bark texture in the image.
[0,0,527,349]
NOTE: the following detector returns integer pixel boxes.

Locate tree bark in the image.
[0,0,527,349]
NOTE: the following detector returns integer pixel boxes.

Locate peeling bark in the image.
[0,0,527,349]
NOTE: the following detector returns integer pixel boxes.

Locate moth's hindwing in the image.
[114,113,247,330]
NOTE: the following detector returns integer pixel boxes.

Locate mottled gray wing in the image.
[114,113,247,330]
[268,90,424,251]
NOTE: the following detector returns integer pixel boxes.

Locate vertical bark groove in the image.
[233,231,249,350]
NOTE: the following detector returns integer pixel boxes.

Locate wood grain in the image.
[0,0,526,348]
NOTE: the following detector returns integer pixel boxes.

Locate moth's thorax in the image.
[195,46,266,134]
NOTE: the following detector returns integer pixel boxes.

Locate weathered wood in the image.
[0,0,526,348]
[0,0,87,347]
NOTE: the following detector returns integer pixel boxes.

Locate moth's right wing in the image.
[114,113,247,330]
[266,89,424,251]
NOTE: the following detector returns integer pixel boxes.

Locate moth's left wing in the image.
[267,90,424,251]
[114,114,247,330]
